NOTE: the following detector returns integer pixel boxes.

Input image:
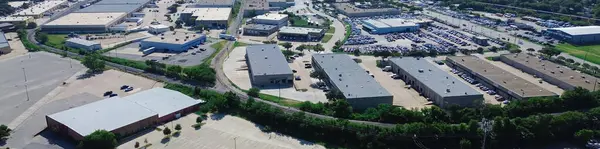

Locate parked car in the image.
[120,85,129,90]
[109,94,118,97]
[124,87,134,92]
[103,91,113,96]
[295,76,301,80]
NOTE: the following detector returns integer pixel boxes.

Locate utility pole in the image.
[22,67,30,101]
[234,137,238,149]
[481,118,492,149]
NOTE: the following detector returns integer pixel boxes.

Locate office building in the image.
[243,24,278,36]
[180,7,231,28]
[361,18,419,34]
[278,26,325,41]
[251,13,288,28]
[245,44,293,86]
[312,54,393,109]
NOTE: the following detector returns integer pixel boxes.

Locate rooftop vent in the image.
[446,88,450,92]
[264,56,268,59]
[418,69,424,73]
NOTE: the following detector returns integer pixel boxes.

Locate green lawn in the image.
[203,41,227,65]
[556,43,600,65]
[326,26,335,34]
[321,34,333,43]
[45,34,67,49]
[233,41,248,48]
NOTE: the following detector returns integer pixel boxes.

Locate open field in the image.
[320,34,333,43]
[555,43,600,65]
[119,114,325,149]
[44,34,68,49]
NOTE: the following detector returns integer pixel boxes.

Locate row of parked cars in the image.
[427,27,470,47]
[384,32,425,43]
[103,85,135,97]
[341,45,408,54]
[451,69,508,103]
[345,35,377,45]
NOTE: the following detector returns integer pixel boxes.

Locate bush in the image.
[174,124,182,131]
[196,116,203,123]
[163,127,171,135]
[248,88,260,97]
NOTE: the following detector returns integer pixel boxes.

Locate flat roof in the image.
[47,97,157,137]
[195,0,234,6]
[279,26,323,35]
[447,56,556,98]
[0,32,8,49]
[143,31,205,44]
[8,1,27,8]
[44,13,127,26]
[362,19,417,28]
[77,4,143,14]
[333,3,398,14]
[244,24,277,30]
[246,44,292,76]
[501,54,599,91]
[125,88,204,117]
[14,0,66,16]
[183,8,232,21]
[244,0,269,10]
[95,0,150,5]
[252,13,288,21]
[66,38,99,46]
[312,54,392,99]
[389,57,482,97]
[0,16,32,22]
[550,26,600,36]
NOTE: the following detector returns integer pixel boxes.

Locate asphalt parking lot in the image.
[103,41,216,67]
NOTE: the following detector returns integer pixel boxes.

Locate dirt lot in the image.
[119,114,325,149]
[0,32,29,62]
[223,47,327,103]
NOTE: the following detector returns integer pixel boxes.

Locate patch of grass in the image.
[101,56,149,70]
[203,41,227,65]
[556,43,600,65]
[233,41,248,48]
[45,34,67,49]
[321,34,333,43]
[326,26,335,34]
[256,92,302,107]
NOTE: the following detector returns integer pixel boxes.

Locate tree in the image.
[35,32,48,44]
[163,127,172,135]
[282,50,295,58]
[248,87,260,97]
[325,89,345,101]
[539,47,561,56]
[295,45,305,53]
[182,65,216,85]
[196,116,203,123]
[353,49,360,56]
[169,26,175,31]
[166,65,183,78]
[174,124,182,131]
[175,20,183,28]
[313,44,325,52]
[310,70,324,82]
[476,47,484,54]
[526,48,535,52]
[26,22,37,29]
[77,130,117,149]
[134,142,140,148]
[329,99,352,118]
[575,129,594,144]
[82,53,105,73]
[0,124,11,140]
[459,138,472,149]
[281,42,293,50]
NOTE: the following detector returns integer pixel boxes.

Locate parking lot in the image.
[103,41,217,67]
[223,47,327,103]
[356,56,431,109]
[118,114,325,149]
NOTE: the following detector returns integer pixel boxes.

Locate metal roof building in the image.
[245,44,293,86]
[500,53,599,91]
[180,7,231,28]
[77,4,144,14]
[278,26,325,41]
[46,88,203,140]
[446,56,557,100]
[361,18,419,34]
[243,24,278,36]
[251,13,289,27]
[333,3,400,17]
[192,0,235,7]
[140,31,207,52]
[14,0,67,18]
[312,54,393,109]
[546,26,600,44]
[0,32,11,54]
[389,57,483,107]
[65,38,102,51]
[41,12,127,33]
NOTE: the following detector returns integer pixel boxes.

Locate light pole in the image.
[233,137,237,149]
[22,67,30,101]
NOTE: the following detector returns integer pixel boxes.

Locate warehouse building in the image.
[140,32,206,52]
[312,54,393,109]
[46,88,203,140]
[190,0,235,8]
[361,18,419,34]
[278,26,325,41]
[500,54,599,91]
[148,24,169,34]
[180,8,231,28]
[0,32,11,54]
[333,3,400,17]
[389,57,483,108]
[446,56,557,100]
[0,23,15,32]
[41,12,128,33]
[251,13,288,28]
[245,44,293,86]
[243,0,293,17]
[65,38,102,51]
[545,26,600,45]
[0,16,33,24]
[243,24,278,36]
[14,0,67,18]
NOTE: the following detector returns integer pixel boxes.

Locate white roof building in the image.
[126,88,205,117]
[14,0,67,17]
[550,26,600,36]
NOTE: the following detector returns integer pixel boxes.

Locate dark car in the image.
[120,85,129,90]
[103,91,113,96]
[109,94,118,97]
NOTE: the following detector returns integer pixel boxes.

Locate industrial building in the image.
[191,0,235,7]
[312,54,393,109]
[243,0,294,17]
[245,44,293,86]
[0,32,11,54]
[446,56,557,100]
[65,38,102,51]
[0,16,33,24]
[545,26,600,45]
[251,13,288,28]
[41,12,128,33]
[333,3,400,17]
[13,0,67,18]
[140,31,207,52]
[388,57,483,107]
[46,88,203,140]
[361,18,419,34]
[500,54,599,91]
[243,24,278,36]
[148,24,169,34]
[180,8,231,28]
[278,26,325,41]
[0,23,15,32]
